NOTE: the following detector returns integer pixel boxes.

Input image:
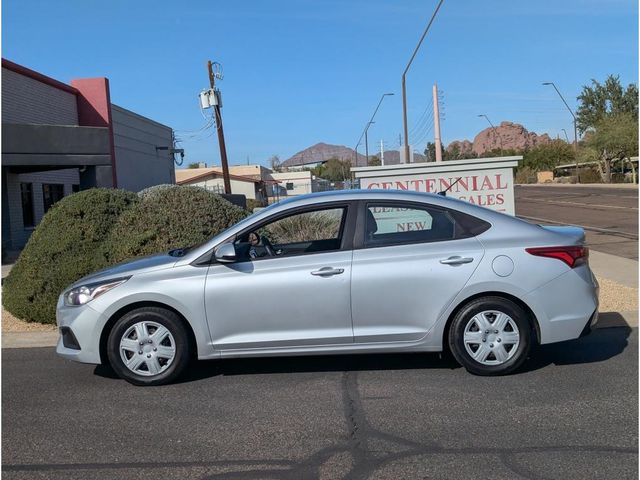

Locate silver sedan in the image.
[56,190,599,385]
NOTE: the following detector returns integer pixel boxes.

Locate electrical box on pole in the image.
[206,60,231,195]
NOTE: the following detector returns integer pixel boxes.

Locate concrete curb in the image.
[2,331,58,349]
[590,250,638,289]
[2,313,636,349]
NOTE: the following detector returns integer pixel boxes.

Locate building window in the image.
[72,184,80,193]
[20,183,35,228]
[286,182,294,191]
[42,184,65,213]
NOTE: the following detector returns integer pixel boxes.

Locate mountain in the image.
[281,143,364,167]
[447,121,552,156]
[281,142,426,168]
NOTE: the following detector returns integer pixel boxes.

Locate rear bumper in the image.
[525,265,599,344]
[579,309,599,337]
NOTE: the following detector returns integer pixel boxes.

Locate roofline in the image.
[176,170,261,184]
[2,58,79,95]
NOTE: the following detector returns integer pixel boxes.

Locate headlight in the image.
[63,277,130,307]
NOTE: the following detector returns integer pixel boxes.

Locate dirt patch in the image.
[2,308,56,332]
[597,276,638,313]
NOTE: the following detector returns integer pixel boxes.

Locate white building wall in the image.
[186,177,257,199]
[111,105,175,192]
[1,68,79,125]
[5,168,80,249]
[270,171,314,196]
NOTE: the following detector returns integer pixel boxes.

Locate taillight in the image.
[525,246,589,268]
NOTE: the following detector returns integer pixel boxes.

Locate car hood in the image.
[71,253,178,288]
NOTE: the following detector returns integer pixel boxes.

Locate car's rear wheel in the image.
[448,297,531,376]
[107,307,191,386]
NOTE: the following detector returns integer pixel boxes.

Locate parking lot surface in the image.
[515,185,638,260]
[3,327,637,480]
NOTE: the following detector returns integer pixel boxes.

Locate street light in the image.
[477,114,503,152]
[542,81,579,181]
[401,0,445,164]
[364,121,375,166]
[355,93,394,167]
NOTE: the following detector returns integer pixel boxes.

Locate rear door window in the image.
[364,203,490,247]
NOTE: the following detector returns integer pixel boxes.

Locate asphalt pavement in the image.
[3,326,637,480]
[515,184,638,260]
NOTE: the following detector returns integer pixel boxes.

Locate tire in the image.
[107,307,192,386]
[448,296,531,376]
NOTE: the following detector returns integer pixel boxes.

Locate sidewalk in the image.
[588,250,638,328]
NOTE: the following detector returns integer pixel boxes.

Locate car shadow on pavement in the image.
[520,324,633,373]
[93,325,633,384]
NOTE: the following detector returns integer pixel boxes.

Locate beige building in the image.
[175,168,265,202]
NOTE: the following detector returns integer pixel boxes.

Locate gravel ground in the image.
[1,275,635,333]
[1,308,56,332]
[598,277,638,313]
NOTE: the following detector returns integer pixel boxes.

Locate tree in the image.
[424,142,444,162]
[576,75,639,182]
[584,113,638,182]
[311,157,352,182]
[522,140,575,171]
[187,162,201,169]
[576,75,638,134]
[269,155,282,172]
[368,155,381,167]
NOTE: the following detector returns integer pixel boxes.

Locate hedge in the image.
[2,189,139,324]
[3,186,249,324]
[105,186,249,264]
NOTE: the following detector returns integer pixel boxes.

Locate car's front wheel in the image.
[107,307,191,386]
[448,297,531,376]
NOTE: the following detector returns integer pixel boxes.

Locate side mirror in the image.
[214,243,237,263]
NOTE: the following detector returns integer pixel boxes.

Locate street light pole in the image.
[401,0,445,164]
[364,121,375,166]
[543,81,579,182]
[354,93,394,167]
[477,114,503,152]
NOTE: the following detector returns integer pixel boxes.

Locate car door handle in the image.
[311,267,345,276]
[439,256,474,265]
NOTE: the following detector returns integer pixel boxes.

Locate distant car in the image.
[56,190,598,385]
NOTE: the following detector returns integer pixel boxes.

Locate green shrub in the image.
[515,166,537,184]
[2,189,139,324]
[262,209,342,244]
[105,186,249,263]
[246,198,265,211]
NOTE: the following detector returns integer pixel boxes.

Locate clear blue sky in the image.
[3,0,638,167]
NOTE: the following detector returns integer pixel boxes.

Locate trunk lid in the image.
[539,225,586,244]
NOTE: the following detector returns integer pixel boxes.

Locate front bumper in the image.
[56,297,106,364]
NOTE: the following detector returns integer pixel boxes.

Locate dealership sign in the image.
[351,156,521,215]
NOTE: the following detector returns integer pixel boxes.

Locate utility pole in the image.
[380,139,385,165]
[401,0,445,164]
[208,60,231,194]
[433,84,443,162]
[542,82,579,182]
